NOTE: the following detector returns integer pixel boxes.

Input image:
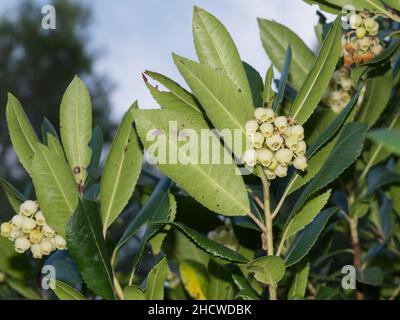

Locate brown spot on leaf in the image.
[73,167,81,174]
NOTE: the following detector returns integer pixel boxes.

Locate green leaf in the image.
[357,70,393,127]
[146,258,169,300]
[0,177,26,214]
[273,46,292,112]
[60,76,92,186]
[303,0,388,14]
[246,256,286,285]
[117,177,172,249]
[6,278,40,300]
[179,260,208,300]
[366,167,400,197]
[167,222,248,263]
[232,274,260,300]
[134,107,250,216]
[243,62,264,107]
[124,285,146,300]
[357,266,383,286]
[0,237,32,280]
[149,193,177,255]
[288,262,310,299]
[285,207,337,266]
[144,71,201,113]
[285,190,332,240]
[32,144,79,237]
[258,19,315,91]
[368,129,400,155]
[288,17,342,124]
[47,134,65,158]
[173,54,253,156]
[87,126,104,183]
[291,122,368,214]
[263,65,275,106]
[6,93,40,175]
[192,6,252,102]
[66,199,116,300]
[207,259,235,299]
[315,285,339,299]
[41,118,59,144]
[384,0,400,10]
[100,106,143,235]
[52,280,86,300]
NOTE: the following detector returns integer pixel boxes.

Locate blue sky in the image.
[1,1,332,121]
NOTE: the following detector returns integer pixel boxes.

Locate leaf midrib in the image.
[136,113,249,215]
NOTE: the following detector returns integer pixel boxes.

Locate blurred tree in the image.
[0,0,114,213]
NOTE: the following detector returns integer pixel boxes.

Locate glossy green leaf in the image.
[192,6,252,102]
[288,17,342,124]
[117,177,171,249]
[173,54,253,155]
[32,144,79,238]
[243,61,264,107]
[207,259,235,300]
[246,256,286,285]
[100,106,143,235]
[60,76,92,186]
[47,134,65,158]
[146,258,169,300]
[273,46,292,112]
[87,126,104,183]
[52,280,86,300]
[124,285,146,300]
[144,71,201,113]
[66,199,115,300]
[0,177,26,214]
[291,122,368,215]
[134,107,250,216]
[263,65,275,106]
[285,207,337,266]
[288,262,310,299]
[285,189,332,240]
[166,222,248,263]
[258,19,315,90]
[368,129,400,156]
[357,70,393,127]
[6,93,40,174]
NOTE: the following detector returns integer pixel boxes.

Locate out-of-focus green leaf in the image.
[146,258,169,300]
[124,285,146,300]
[288,262,310,299]
[246,256,285,285]
[207,259,235,300]
[0,177,26,214]
[368,129,400,156]
[52,280,86,300]
[179,260,208,300]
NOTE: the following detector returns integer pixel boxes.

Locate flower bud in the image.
[34,211,46,226]
[333,68,349,83]
[11,215,24,230]
[349,14,363,29]
[275,164,288,178]
[369,24,379,36]
[1,222,12,238]
[344,55,354,67]
[275,148,293,166]
[8,228,22,241]
[293,155,308,171]
[251,132,265,149]
[364,18,377,32]
[263,168,276,180]
[20,200,39,217]
[30,244,43,259]
[259,123,274,138]
[245,120,259,135]
[371,44,383,56]
[266,134,283,151]
[42,223,55,238]
[254,108,275,123]
[340,77,353,91]
[353,54,363,65]
[274,116,288,133]
[289,125,304,140]
[356,27,367,39]
[15,237,31,253]
[29,229,43,244]
[22,217,36,233]
[40,239,54,255]
[296,141,307,156]
[268,157,279,170]
[285,136,299,152]
[242,149,257,167]
[257,148,274,167]
[54,235,67,250]
[358,37,371,51]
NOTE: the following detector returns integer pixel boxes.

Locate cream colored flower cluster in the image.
[242,108,308,180]
[323,67,354,114]
[342,12,383,67]
[207,219,239,251]
[0,200,66,259]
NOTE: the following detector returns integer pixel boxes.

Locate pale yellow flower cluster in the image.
[243,108,308,180]
[0,201,66,259]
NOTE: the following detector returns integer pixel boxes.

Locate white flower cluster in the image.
[207,219,239,251]
[323,67,354,113]
[242,108,308,180]
[342,12,383,67]
[0,200,66,259]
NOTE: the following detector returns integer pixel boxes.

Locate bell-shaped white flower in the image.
[20,200,39,217]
